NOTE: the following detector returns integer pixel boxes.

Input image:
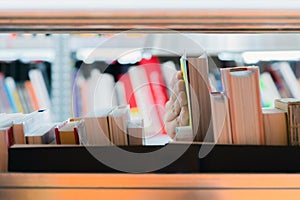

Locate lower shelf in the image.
[8,143,300,173]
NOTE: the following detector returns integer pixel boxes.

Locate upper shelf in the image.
[1,10,300,33]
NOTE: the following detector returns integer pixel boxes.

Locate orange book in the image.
[221,66,264,145]
[24,81,40,110]
[55,120,87,145]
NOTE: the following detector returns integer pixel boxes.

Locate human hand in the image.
[164,71,189,139]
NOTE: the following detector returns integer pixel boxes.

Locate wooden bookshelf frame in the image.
[1,173,300,199]
[0,10,300,33]
[1,9,300,200]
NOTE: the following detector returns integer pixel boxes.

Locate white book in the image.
[161,61,177,96]
[87,69,117,113]
[273,62,300,98]
[28,69,51,110]
[260,72,281,107]
[128,66,161,137]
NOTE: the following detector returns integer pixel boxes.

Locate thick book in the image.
[128,66,161,136]
[275,98,300,145]
[139,57,168,134]
[221,66,264,145]
[210,92,232,144]
[13,109,49,144]
[25,123,56,144]
[181,55,213,142]
[0,124,13,172]
[70,107,114,146]
[108,105,130,146]
[127,120,144,146]
[262,108,288,146]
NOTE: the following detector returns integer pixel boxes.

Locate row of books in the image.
[73,56,178,137]
[0,105,144,172]
[260,61,300,107]
[0,69,51,114]
[177,55,299,147]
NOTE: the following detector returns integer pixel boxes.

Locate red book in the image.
[138,56,169,134]
[118,73,137,109]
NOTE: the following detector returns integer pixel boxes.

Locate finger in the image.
[177,91,188,107]
[165,117,180,139]
[170,79,186,101]
[169,88,187,109]
[178,106,189,126]
[164,98,181,123]
[170,71,183,90]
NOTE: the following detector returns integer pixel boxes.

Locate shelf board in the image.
[1,10,300,33]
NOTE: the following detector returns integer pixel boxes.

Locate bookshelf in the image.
[1,8,300,200]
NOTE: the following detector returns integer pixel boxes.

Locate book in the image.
[3,77,18,113]
[5,76,24,113]
[28,69,51,110]
[70,107,115,146]
[139,57,169,134]
[12,109,50,144]
[128,66,161,136]
[210,92,232,144]
[221,66,264,145]
[127,119,144,145]
[0,123,13,172]
[260,72,281,108]
[161,61,177,97]
[0,73,12,113]
[272,62,300,99]
[262,108,288,146]
[174,126,193,142]
[117,72,138,111]
[55,119,87,145]
[25,123,56,144]
[24,80,40,111]
[274,98,300,145]
[108,105,130,146]
[266,65,292,98]
[181,55,213,142]
[87,69,117,112]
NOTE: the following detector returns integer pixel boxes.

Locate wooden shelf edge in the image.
[1,173,300,189]
[0,10,300,33]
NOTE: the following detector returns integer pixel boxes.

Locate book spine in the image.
[221,66,264,145]
[55,128,61,144]
[6,127,14,148]
[73,128,80,145]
